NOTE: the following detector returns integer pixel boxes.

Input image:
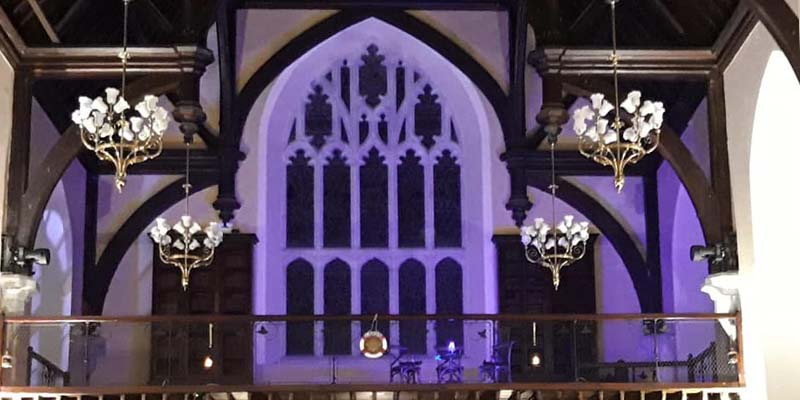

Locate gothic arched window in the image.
[277,41,470,355]
[323,150,351,247]
[434,150,462,247]
[286,150,314,247]
[286,259,314,355]
[360,148,388,247]
[398,149,425,247]
[435,258,463,347]
[361,259,390,341]
[399,259,427,354]
[324,259,351,355]
[283,43,462,250]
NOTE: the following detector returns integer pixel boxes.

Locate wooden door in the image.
[150,232,257,385]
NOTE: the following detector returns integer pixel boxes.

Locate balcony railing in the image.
[0,313,742,392]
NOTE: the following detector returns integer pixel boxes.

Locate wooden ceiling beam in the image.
[240,0,506,10]
[53,0,90,37]
[92,149,220,176]
[713,2,758,70]
[531,47,715,79]
[24,0,59,43]
[515,150,647,176]
[135,0,174,37]
[20,45,214,78]
[0,5,26,67]
[567,1,605,42]
[647,0,687,38]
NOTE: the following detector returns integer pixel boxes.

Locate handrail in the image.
[2,313,738,324]
[26,347,70,386]
[0,381,743,394]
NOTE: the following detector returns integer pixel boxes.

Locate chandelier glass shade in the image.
[571,0,665,192]
[521,216,589,290]
[149,215,223,290]
[72,91,169,192]
[573,91,664,192]
[72,0,168,192]
[520,142,591,290]
[149,139,223,290]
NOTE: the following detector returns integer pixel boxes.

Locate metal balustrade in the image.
[0,313,743,395]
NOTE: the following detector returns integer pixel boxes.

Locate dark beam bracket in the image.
[503,0,532,227]
[213,0,242,225]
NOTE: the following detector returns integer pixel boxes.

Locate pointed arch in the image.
[399,258,427,354]
[236,10,508,149]
[361,259,390,340]
[435,257,463,347]
[324,258,352,354]
[287,258,315,355]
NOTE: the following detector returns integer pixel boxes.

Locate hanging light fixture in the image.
[71,0,169,192]
[520,138,590,290]
[148,140,223,290]
[203,323,214,370]
[529,322,542,368]
[571,0,665,192]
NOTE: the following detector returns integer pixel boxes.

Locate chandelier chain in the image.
[121,0,130,98]
[549,140,557,265]
[184,141,191,216]
[610,0,622,171]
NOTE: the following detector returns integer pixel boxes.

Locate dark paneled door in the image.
[493,234,598,382]
[150,232,257,385]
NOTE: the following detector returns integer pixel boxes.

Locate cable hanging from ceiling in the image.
[571,0,665,192]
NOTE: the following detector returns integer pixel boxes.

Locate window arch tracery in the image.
[278,41,470,357]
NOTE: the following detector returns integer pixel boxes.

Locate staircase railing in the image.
[26,346,69,386]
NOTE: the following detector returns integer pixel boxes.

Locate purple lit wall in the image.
[657,99,714,366]
[18,8,725,385]
[30,99,86,379]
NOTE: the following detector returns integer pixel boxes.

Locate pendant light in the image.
[572,0,665,192]
[71,0,169,192]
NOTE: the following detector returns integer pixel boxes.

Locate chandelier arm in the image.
[644,131,661,154]
[79,131,98,152]
[95,146,122,173]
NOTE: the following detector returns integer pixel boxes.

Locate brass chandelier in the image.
[148,141,224,290]
[572,0,665,192]
[71,0,168,192]
[520,139,590,290]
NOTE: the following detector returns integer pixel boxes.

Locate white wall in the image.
[725,21,800,399]
[26,98,87,380]
[0,51,12,231]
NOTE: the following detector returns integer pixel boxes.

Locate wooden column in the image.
[706,69,736,273]
[213,0,242,225]
[2,70,32,274]
[503,0,532,226]
[643,173,663,312]
[79,172,98,315]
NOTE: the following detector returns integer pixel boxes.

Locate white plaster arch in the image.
[237,17,502,383]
